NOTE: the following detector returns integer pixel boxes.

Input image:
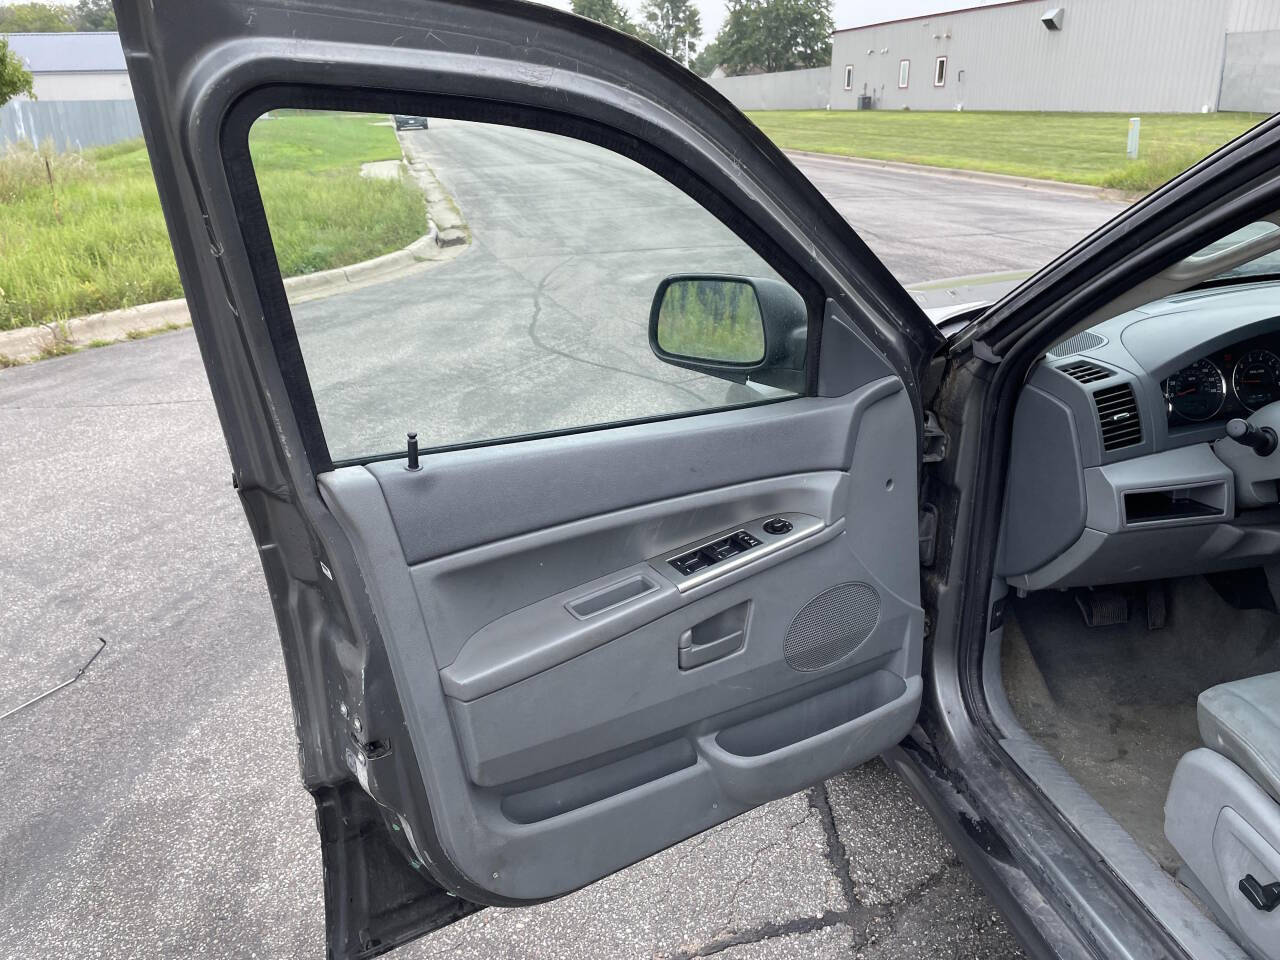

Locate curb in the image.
[784,150,1141,203]
[1,139,470,365]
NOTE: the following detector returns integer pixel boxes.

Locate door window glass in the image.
[247,112,807,462]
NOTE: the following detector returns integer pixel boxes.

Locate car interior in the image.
[988,219,1280,960]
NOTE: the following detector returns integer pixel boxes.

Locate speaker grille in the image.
[1047,330,1106,358]
[784,582,880,672]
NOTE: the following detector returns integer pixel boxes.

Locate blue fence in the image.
[0,99,142,152]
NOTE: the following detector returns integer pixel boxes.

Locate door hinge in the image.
[919,504,939,567]
[922,411,948,463]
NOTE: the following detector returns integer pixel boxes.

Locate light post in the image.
[661,2,690,67]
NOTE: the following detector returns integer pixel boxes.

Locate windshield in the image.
[1184,222,1280,282]
[1215,247,1280,282]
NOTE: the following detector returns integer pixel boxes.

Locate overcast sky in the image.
[536,0,1007,40]
[39,0,1006,44]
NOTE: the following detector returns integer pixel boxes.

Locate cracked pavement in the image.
[0,118,1123,958]
[398,769,1022,960]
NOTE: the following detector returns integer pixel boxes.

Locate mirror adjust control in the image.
[762,517,793,535]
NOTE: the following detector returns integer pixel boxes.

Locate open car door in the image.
[116,0,946,955]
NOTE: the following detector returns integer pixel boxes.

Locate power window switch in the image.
[707,540,739,561]
[670,551,710,576]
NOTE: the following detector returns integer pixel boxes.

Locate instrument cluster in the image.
[1163,337,1280,425]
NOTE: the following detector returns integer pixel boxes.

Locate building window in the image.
[934,56,947,87]
[898,59,910,89]
[843,65,853,90]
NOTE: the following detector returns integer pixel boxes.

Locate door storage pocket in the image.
[715,669,906,757]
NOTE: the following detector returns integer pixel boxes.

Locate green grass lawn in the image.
[0,112,425,332]
[747,110,1270,191]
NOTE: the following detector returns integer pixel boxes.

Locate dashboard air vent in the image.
[1048,331,1107,358]
[1094,384,1142,451]
[1059,360,1113,384]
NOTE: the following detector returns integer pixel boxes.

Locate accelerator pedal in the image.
[1146,581,1167,631]
[1075,590,1129,628]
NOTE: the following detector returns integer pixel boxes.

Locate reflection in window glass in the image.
[1184,222,1280,282]
[248,112,805,461]
[1188,222,1279,262]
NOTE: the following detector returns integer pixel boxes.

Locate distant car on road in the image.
[393,114,428,130]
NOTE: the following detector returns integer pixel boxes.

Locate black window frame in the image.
[219,85,828,471]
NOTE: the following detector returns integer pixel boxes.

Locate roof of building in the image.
[1,31,126,73]
[833,0,1038,35]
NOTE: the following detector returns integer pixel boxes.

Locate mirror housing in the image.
[648,274,807,392]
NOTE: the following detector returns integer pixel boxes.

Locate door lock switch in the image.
[762,517,793,535]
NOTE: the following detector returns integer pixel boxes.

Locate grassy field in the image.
[0,112,425,332]
[747,110,1270,191]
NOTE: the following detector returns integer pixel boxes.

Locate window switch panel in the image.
[656,514,824,592]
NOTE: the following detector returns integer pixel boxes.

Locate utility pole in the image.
[662,2,689,66]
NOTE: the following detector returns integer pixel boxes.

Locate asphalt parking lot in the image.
[0,120,1125,959]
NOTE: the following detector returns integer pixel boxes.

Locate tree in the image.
[690,37,723,77]
[0,36,35,106]
[570,0,636,36]
[713,0,832,76]
[0,2,74,32]
[72,0,116,30]
[638,0,701,65]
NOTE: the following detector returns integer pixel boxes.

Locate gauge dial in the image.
[1233,349,1280,411]
[1164,358,1226,422]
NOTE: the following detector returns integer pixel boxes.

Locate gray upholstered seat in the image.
[1166,672,1280,960]
[1199,672,1280,806]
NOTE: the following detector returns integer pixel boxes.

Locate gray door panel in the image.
[118,0,940,943]
[366,387,894,567]
[319,377,923,900]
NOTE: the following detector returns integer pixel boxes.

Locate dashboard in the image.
[997,280,1280,593]
[1164,335,1280,426]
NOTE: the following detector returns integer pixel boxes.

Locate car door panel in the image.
[118,0,944,950]
[320,377,923,900]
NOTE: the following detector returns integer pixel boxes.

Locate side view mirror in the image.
[648,275,807,392]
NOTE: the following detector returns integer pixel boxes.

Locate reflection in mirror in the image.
[655,278,766,364]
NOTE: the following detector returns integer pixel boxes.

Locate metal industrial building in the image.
[2,32,132,100]
[0,33,140,150]
[829,0,1280,113]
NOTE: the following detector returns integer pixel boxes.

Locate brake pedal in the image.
[1075,590,1129,627]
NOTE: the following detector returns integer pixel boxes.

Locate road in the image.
[0,119,1124,959]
